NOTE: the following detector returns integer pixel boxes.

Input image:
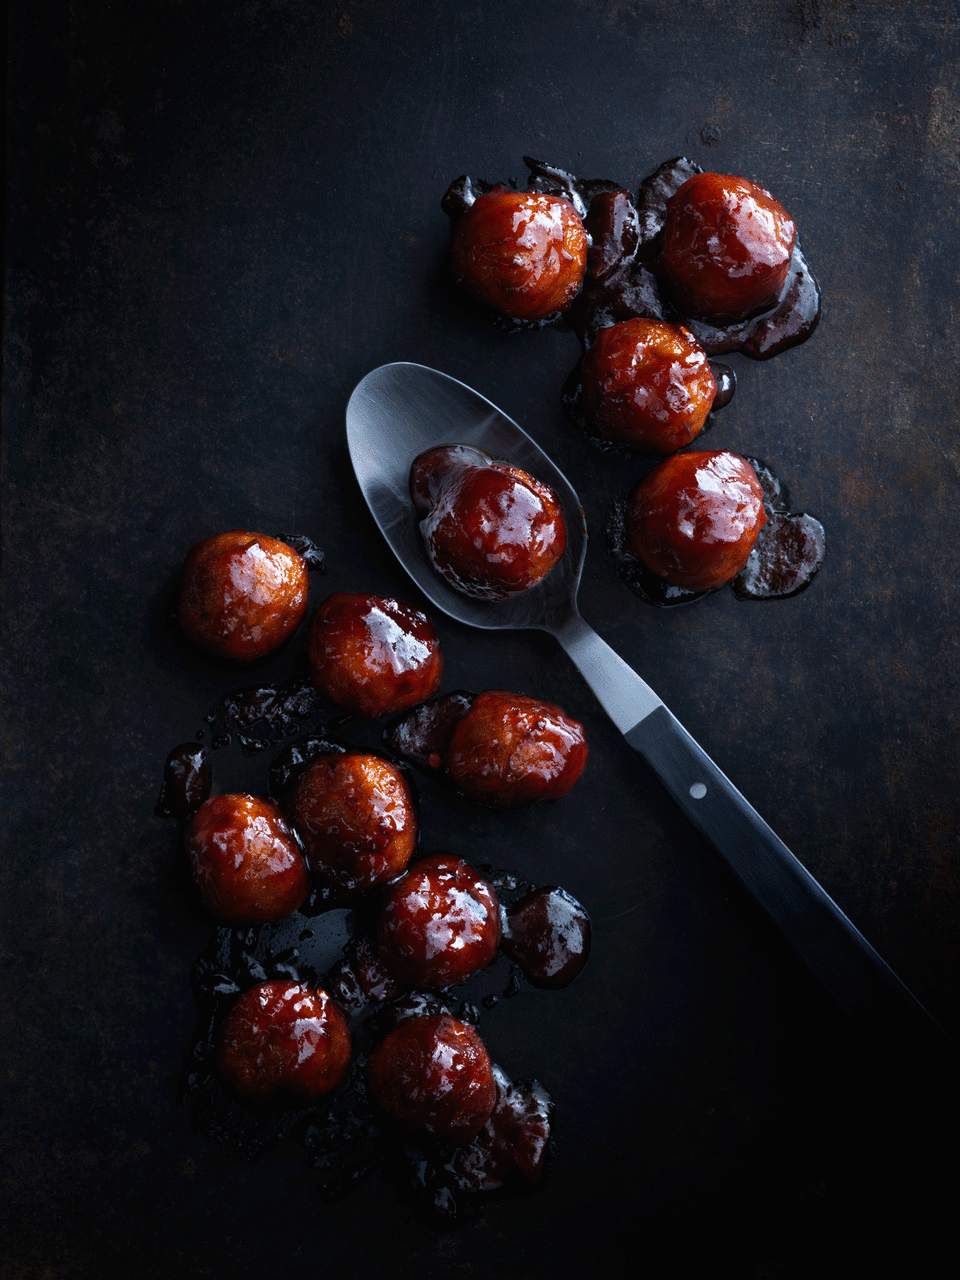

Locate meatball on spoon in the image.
[346,361,943,1050]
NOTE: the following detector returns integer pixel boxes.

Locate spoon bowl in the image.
[346,361,586,633]
[346,361,943,1051]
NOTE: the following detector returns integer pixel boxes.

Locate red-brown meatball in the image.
[450,188,587,321]
[365,1013,497,1145]
[186,793,309,924]
[290,752,417,891]
[626,449,767,591]
[179,530,309,661]
[307,592,443,719]
[580,318,717,453]
[446,690,587,810]
[216,980,351,1107]
[375,854,501,988]
[657,173,796,324]
[411,445,567,600]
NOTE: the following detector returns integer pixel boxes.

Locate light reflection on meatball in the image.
[451,188,587,321]
[179,530,309,661]
[307,591,443,719]
[290,752,417,891]
[626,449,767,591]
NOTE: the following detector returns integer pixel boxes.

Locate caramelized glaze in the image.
[375,853,501,989]
[307,591,443,719]
[216,979,352,1108]
[626,450,768,592]
[580,317,717,452]
[179,530,309,661]
[186,793,310,925]
[365,1013,497,1146]
[411,444,567,600]
[450,188,587,321]
[446,690,588,810]
[290,752,418,892]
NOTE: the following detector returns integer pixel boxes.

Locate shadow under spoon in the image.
[346,360,945,1053]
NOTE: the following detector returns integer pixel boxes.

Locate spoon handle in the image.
[553,611,946,1048]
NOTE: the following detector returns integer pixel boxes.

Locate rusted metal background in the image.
[4,1,957,1276]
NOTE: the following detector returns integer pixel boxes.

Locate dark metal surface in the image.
[4,2,958,1277]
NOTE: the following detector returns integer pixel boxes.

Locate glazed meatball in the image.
[411,445,567,600]
[365,1013,497,1145]
[217,980,351,1107]
[580,318,717,453]
[446,690,587,810]
[626,449,767,591]
[307,592,443,719]
[375,854,501,989]
[179,530,309,661]
[450,188,587,321]
[186,793,309,924]
[290,752,417,891]
[657,173,796,324]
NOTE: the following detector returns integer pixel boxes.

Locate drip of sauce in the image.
[204,673,347,753]
[733,459,826,600]
[156,742,212,820]
[501,886,592,989]
[277,532,326,571]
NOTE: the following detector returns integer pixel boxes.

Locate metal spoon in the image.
[346,360,944,1048]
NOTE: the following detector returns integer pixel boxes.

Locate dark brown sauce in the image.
[156,742,212,821]
[277,532,326,571]
[733,459,826,600]
[605,456,825,607]
[162,682,590,1223]
[203,673,347,753]
[442,156,821,362]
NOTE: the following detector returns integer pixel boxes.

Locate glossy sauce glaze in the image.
[579,317,718,453]
[385,688,588,810]
[217,979,352,1108]
[178,530,310,662]
[290,752,418,893]
[411,444,567,599]
[443,155,821,361]
[656,172,796,323]
[162,696,592,1220]
[307,591,443,720]
[375,853,501,989]
[450,188,588,321]
[365,1013,497,1145]
[626,450,768,592]
[606,454,826,606]
[186,793,310,925]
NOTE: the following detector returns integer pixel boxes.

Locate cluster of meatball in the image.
[213,849,509,1145]
[444,163,811,596]
[173,531,590,1153]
